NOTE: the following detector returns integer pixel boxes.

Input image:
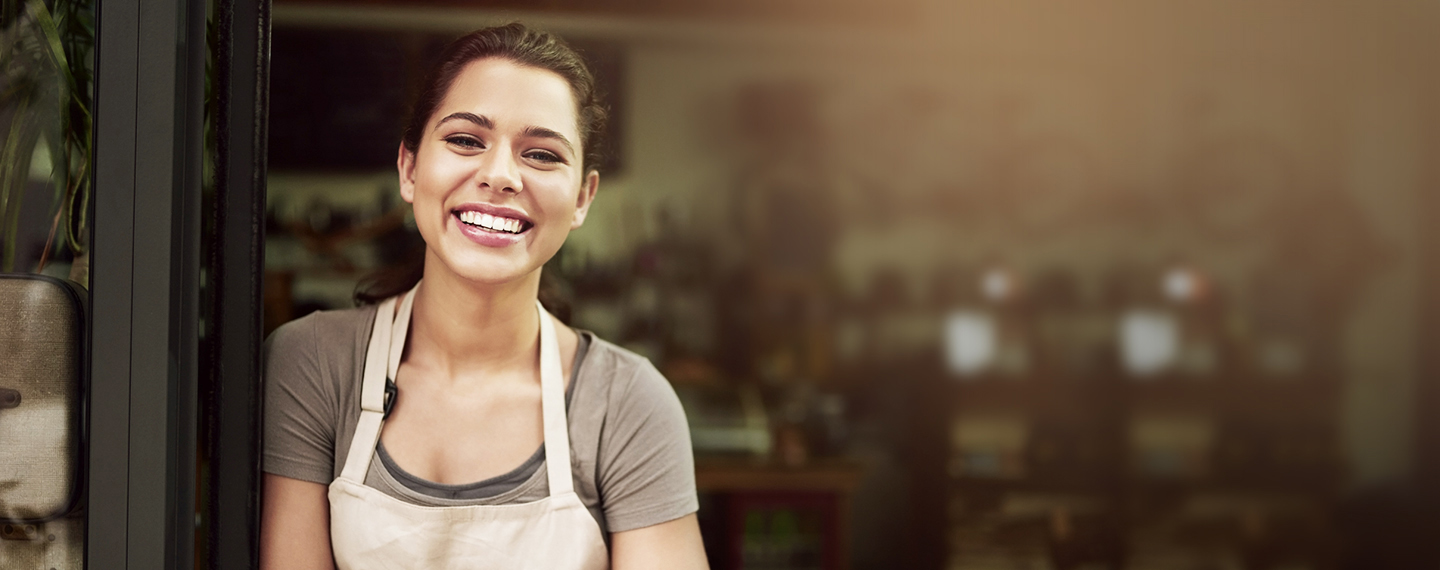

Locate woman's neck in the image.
[406,253,542,381]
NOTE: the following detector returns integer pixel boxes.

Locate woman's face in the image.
[399,57,597,288]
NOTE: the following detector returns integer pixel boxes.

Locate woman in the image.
[260,24,708,569]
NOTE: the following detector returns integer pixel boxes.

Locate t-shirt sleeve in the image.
[263,315,338,484]
[596,359,698,532]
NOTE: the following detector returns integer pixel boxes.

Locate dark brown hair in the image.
[355,23,606,309]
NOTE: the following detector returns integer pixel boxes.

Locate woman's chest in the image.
[377,378,546,485]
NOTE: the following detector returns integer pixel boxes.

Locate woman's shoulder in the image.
[263,304,379,388]
[264,305,377,354]
[573,332,684,417]
[575,333,665,389]
[267,304,378,348]
[577,332,649,366]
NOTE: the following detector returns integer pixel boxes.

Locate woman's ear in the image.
[570,170,600,230]
[397,144,418,204]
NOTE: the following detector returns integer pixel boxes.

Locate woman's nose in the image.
[473,145,522,193]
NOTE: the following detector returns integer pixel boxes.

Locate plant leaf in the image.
[1,111,43,272]
[27,1,71,83]
[27,0,72,139]
[0,91,34,224]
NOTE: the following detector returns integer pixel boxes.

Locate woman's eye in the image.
[524,150,564,164]
[445,136,484,150]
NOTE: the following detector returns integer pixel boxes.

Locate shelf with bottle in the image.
[933,257,1357,569]
[933,262,1345,412]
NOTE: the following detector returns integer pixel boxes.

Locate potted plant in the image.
[0,0,93,286]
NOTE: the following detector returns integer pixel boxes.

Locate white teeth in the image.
[457,211,525,233]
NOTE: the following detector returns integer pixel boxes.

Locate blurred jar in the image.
[939,264,1035,380]
[1113,263,1227,380]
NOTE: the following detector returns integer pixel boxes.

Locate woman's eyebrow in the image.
[521,126,575,153]
[438,113,573,153]
[436,112,494,129]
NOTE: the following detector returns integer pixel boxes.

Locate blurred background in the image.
[260,0,1440,568]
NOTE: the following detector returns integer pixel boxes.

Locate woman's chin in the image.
[432,252,540,288]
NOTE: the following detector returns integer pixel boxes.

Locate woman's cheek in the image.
[412,184,450,242]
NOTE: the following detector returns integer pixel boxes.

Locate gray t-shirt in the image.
[263,304,698,534]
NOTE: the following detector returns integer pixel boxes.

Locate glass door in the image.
[1,0,271,567]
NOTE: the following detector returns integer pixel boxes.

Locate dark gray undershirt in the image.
[374,333,591,501]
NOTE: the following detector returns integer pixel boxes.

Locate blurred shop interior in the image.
[261,0,1440,568]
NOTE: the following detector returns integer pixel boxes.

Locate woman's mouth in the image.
[455,210,532,235]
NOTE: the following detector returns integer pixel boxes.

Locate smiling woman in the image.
[258,24,708,570]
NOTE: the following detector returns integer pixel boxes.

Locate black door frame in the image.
[89,0,205,565]
[89,0,269,566]
[204,0,271,566]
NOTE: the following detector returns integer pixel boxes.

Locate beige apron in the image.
[329,286,609,570]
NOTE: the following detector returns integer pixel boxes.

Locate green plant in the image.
[0,0,93,277]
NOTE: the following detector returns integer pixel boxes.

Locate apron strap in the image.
[537,300,574,496]
[340,286,417,483]
[389,287,417,383]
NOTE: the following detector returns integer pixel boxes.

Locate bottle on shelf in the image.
[939,264,1035,380]
[1113,262,1226,380]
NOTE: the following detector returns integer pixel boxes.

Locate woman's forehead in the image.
[433,58,580,139]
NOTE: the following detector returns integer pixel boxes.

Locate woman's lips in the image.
[453,212,528,247]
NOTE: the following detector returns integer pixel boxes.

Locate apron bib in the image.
[329,285,609,570]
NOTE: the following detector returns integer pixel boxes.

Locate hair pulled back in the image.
[356,23,604,310]
[401,22,608,172]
